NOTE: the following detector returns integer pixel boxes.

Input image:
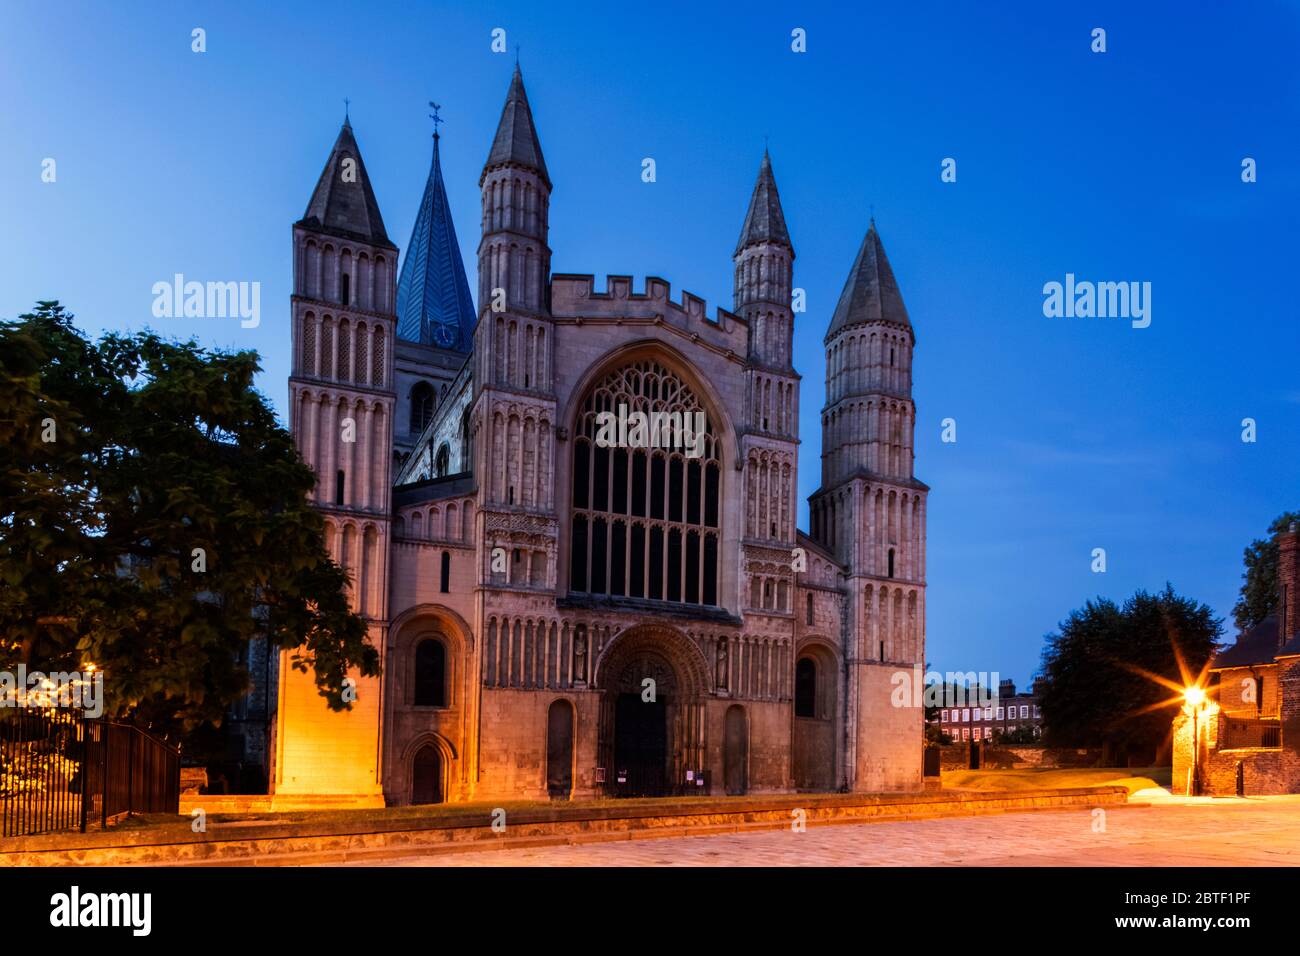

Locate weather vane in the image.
[429,101,443,138]
[343,97,350,120]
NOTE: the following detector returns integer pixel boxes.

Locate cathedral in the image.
[274,66,929,805]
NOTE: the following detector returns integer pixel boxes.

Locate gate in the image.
[1,712,180,837]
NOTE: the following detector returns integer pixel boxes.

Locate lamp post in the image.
[1183,686,1209,796]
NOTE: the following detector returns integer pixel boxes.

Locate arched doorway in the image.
[546,699,575,799]
[792,646,837,791]
[594,626,709,798]
[411,744,443,804]
[724,705,748,795]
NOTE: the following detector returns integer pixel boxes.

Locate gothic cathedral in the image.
[276,67,928,805]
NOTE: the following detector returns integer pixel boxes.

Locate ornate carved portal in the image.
[593,626,709,796]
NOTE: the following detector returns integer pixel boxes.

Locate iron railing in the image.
[1220,717,1281,750]
[1,711,180,837]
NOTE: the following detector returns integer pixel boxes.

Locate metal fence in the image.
[0,711,180,837]
[1221,717,1281,751]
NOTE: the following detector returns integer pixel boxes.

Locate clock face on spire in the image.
[431,320,459,350]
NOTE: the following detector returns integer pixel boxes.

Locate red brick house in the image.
[1173,523,1300,795]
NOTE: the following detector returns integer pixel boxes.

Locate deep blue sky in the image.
[4,2,1297,686]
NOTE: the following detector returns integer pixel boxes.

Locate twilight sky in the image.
[3,1,1297,686]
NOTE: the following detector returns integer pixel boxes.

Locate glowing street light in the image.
[1182,685,1211,796]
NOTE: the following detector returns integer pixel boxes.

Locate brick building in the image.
[936,677,1044,743]
[271,67,931,805]
[1173,522,1300,795]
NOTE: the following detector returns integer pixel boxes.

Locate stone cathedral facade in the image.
[274,67,929,806]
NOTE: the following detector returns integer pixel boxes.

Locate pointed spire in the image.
[482,65,550,187]
[300,120,392,247]
[735,149,791,255]
[826,222,911,341]
[396,130,476,351]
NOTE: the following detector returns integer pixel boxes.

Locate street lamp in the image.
[1182,686,1209,796]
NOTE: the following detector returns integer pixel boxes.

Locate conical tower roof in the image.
[299,118,394,248]
[482,65,550,187]
[826,222,911,341]
[396,133,476,351]
[735,150,791,255]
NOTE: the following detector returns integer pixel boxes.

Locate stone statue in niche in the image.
[573,629,588,684]
[715,638,728,690]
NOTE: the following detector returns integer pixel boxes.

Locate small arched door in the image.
[411,744,443,804]
[724,705,748,795]
[546,700,575,798]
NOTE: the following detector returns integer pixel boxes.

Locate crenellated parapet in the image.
[550,274,748,358]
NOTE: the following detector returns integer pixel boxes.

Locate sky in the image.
[3,2,1298,687]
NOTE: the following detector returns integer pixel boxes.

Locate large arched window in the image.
[410,382,435,436]
[414,638,446,706]
[569,359,721,606]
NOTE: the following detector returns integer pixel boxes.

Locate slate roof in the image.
[395,133,476,351]
[298,119,394,249]
[826,223,911,342]
[482,66,549,187]
[735,150,791,255]
[1211,614,1282,668]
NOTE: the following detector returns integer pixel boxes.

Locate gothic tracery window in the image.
[569,359,721,606]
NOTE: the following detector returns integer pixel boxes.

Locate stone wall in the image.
[938,743,1102,772]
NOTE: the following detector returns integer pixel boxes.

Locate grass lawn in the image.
[118,793,807,831]
[940,766,1171,795]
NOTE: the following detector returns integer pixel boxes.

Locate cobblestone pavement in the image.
[357,797,1300,866]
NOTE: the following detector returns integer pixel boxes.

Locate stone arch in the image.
[724,704,749,795]
[562,339,739,472]
[592,624,710,796]
[545,697,576,799]
[560,342,737,610]
[390,604,472,711]
[793,637,839,792]
[401,732,457,806]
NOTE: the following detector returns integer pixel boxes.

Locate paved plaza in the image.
[352,796,1300,867]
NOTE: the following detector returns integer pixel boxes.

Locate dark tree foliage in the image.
[1233,511,1300,634]
[1037,585,1221,761]
[0,302,378,739]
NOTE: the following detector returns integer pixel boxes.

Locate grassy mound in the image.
[940,767,1169,795]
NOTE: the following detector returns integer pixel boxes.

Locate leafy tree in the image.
[1233,511,1300,633]
[991,725,1038,745]
[0,302,377,740]
[1037,585,1221,763]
